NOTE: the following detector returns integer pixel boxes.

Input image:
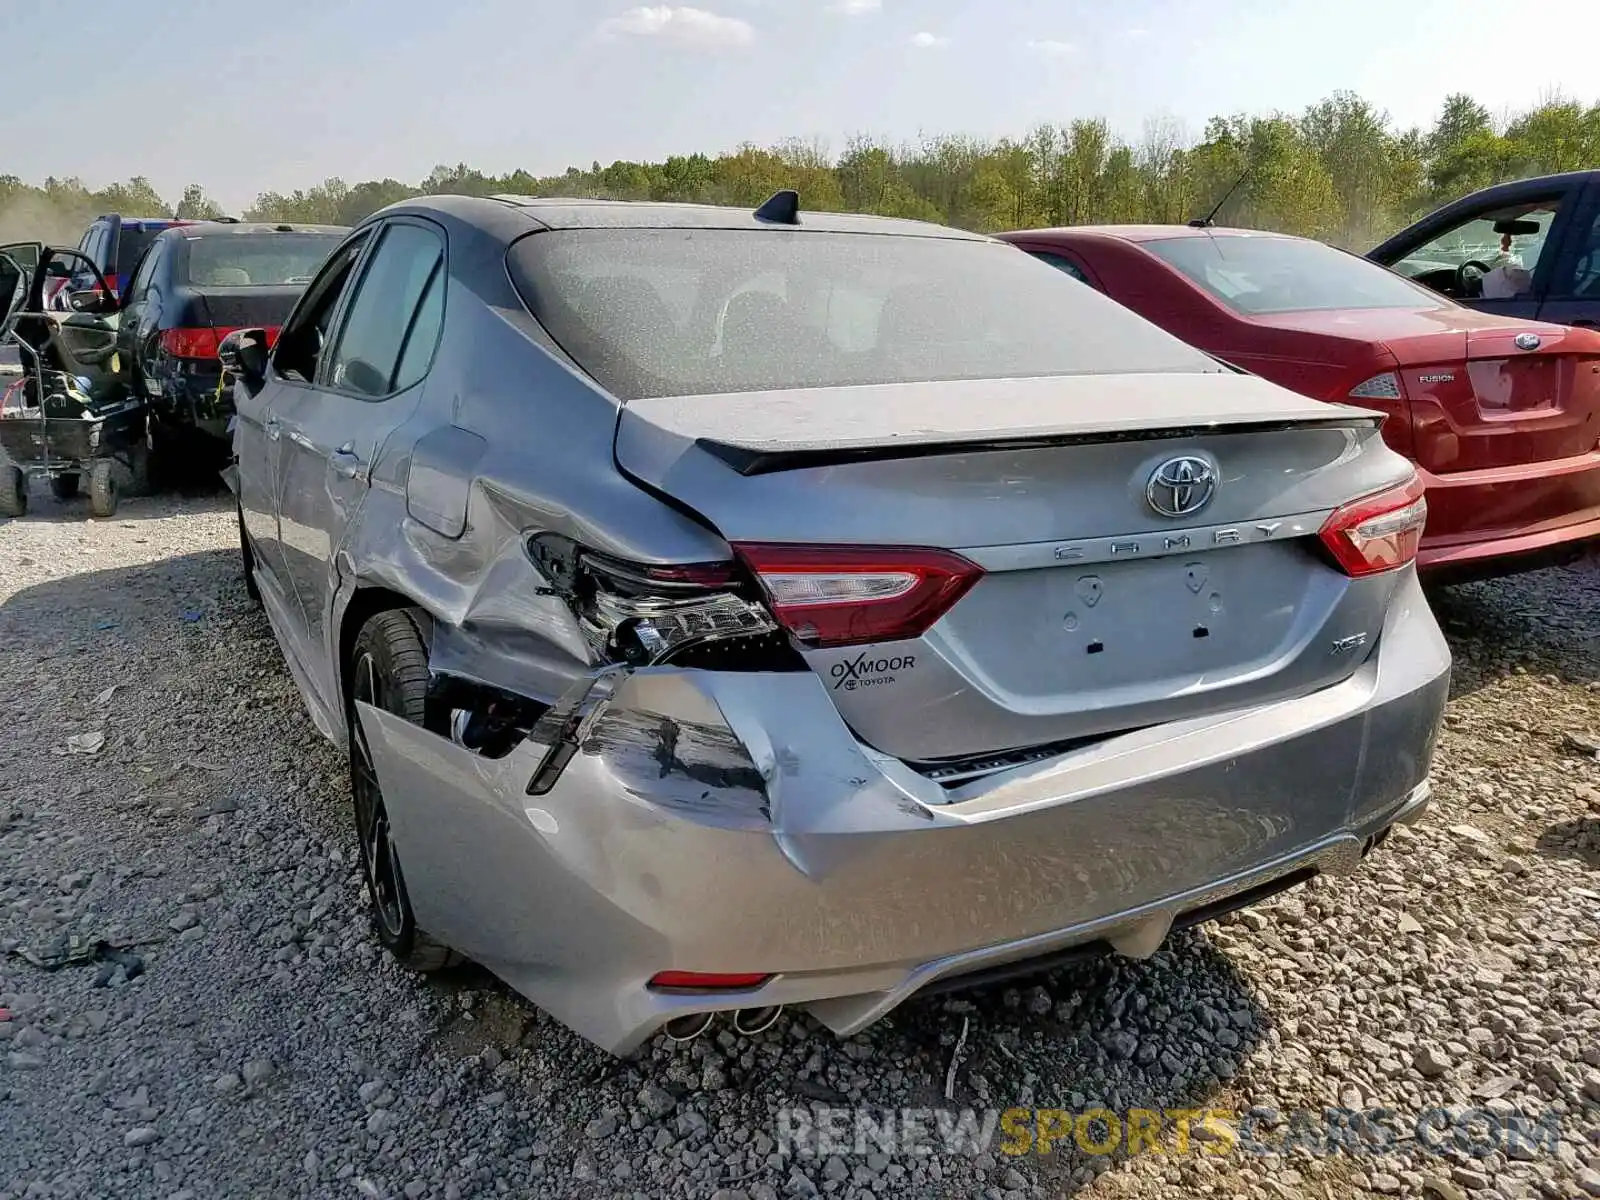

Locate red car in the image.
[997,225,1600,580]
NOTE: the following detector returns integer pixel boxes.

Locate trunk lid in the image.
[615,372,1413,765]
[189,285,304,332]
[1251,306,1600,474]
[1395,322,1600,474]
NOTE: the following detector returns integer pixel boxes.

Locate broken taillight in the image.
[1317,473,1428,577]
[732,543,984,648]
[526,535,784,668]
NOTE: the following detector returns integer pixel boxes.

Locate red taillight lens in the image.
[732,543,983,648]
[648,971,772,993]
[1317,474,1428,577]
[160,327,223,358]
[161,325,281,360]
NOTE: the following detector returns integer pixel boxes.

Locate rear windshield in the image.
[1144,234,1443,315]
[183,233,344,287]
[508,228,1220,400]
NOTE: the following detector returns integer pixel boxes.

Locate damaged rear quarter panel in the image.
[322,277,737,730]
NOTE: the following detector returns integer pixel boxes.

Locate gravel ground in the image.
[0,490,1597,1200]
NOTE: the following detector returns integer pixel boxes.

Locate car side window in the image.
[77,225,107,285]
[391,262,445,393]
[1028,250,1096,287]
[125,242,162,302]
[1390,196,1566,299]
[273,231,373,384]
[323,222,445,399]
[1557,206,1600,299]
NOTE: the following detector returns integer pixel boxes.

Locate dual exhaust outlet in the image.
[663,1005,783,1042]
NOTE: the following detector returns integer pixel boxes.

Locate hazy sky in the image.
[3,0,1597,213]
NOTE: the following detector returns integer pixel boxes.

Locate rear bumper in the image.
[149,367,232,443]
[1416,455,1600,578]
[356,572,1450,1056]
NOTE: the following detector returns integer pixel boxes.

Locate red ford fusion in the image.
[998,225,1600,580]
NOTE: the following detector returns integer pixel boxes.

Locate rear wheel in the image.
[0,465,25,517]
[347,609,457,973]
[49,473,79,501]
[87,460,118,518]
[124,441,151,496]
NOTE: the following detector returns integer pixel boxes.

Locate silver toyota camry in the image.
[221,192,1450,1055]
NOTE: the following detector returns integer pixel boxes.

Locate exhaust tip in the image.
[662,1012,715,1042]
[731,1005,784,1037]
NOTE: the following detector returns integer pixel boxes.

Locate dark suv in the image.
[49,215,196,307]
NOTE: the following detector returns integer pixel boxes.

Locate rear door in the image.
[1535,182,1600,331]
[117,239,168,395]
[234,229,374,671]
[273,218,446,703]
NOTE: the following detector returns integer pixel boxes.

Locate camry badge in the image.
[1514,333,1542,351]
[1146,456,1217,518]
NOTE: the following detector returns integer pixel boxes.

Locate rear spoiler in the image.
[698,415,1384,476]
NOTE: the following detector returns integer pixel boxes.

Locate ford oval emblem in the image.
[1146,455,1217,518]
[1514,332,1542,351]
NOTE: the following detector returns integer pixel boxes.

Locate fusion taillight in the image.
[1347,372,1403,401]
[733,544,983,648]
[1317,474,1428,577]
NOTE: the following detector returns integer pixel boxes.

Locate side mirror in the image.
[218,327,269,386]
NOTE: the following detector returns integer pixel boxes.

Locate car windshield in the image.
[508,228,1220,400]
[1145,234,1442,315]
[184,233,344,287]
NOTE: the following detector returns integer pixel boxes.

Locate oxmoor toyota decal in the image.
[830,652,917,691]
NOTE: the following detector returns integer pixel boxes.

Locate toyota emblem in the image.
[1514,332,1542,351]
[1146,456,1217,518]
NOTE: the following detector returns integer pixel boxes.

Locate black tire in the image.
[49,473,80,501]
[0,465,25,518]
[87,460,118,518]
[347,608,458,973]
[237,500,262,608]
[124,441,151,496]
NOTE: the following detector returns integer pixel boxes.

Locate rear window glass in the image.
[1145,234,1442,315]
[183,234,345,287]
[508,229,1219,400]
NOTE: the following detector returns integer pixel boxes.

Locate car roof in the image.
[165,222,349,237]
[1004,224,1303,245]
[95,215,181,229]
[370,192,992,242]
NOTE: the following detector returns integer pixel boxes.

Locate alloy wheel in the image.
[349,651,409,939]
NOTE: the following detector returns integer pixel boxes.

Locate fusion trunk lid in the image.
[615,371,1422,766]
[1392,321,1600,474]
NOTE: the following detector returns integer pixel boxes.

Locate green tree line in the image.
[5,92,1599,249]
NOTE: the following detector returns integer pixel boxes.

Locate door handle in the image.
[330,443,368,482]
